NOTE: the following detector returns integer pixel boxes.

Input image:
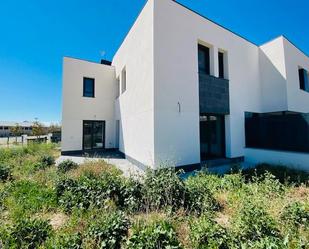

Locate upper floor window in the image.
[298,68,309,92]
[218,52,225,78]
[121,68,127,94]
[83,77,95,98]
[198,44,210,75]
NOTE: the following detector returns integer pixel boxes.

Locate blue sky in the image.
[0,0,308,124]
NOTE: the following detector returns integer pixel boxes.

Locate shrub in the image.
[56,171,122,212]
[0,164,12,182]
[9,218,52,248]
[231,200,281,243]
[127,219,182,249]
[242,163,309,185]
[118,177,143,212]
[142,168,186,211]
[185,173,219,213]
[57,160,78,173]
[85,211,129,249]
[35,155,55,170]
[45,233,83,249]
[189,215,229,249]
[281,202,309,228]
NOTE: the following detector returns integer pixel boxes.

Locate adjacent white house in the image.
[62,0,309,171]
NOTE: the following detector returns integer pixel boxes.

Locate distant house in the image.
[62,0,309,170]
[0,121,41,137]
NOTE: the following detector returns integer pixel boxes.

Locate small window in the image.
[218,52,224,78]
[299,68,309,92]
[121,68,126,93]
[4,127,8,130]
[83,77,95,98]
[198,44,210,75]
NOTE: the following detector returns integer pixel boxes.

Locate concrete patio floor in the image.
[56,151,144,178]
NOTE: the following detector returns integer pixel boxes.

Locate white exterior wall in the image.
[62,57,117,152]
[152,0,261,167]
[112,0,155,167]
[283,38,309,113]
[259,37,289,112]
[245,148,309,172]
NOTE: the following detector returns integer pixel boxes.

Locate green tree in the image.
[11,124,22,143]
[32,121,45,140]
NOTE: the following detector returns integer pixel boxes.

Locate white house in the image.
[62,0,309,171]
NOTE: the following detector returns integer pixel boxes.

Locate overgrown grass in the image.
[0,144,308,248]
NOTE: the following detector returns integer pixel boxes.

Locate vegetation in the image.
[0,144,308,248]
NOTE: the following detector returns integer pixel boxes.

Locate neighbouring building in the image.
[62,0,309,171]
[0,121,34,137]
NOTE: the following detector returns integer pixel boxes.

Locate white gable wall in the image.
[283,37,309,113]
[62,57,117,152]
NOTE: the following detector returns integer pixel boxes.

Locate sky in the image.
[0,0,308,124]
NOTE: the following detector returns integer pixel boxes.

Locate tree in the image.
[48,123,61,134]
[11,123,22,143]
[32,121,45,140]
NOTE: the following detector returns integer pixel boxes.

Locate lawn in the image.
[0,144,308,248]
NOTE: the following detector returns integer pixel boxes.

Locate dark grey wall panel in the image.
[199,73,230,115]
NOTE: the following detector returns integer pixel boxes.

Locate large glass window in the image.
[83,121,105,150]
[245,111,309,153]
[83,77,95,98]
[198,44,210,75]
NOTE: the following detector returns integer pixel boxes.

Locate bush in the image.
[185,173,219,213]
[242,163,309,185]
[189,215,229,249]
[56,171,122,212]
[45,233,83,249]
[85,211,129,249]
[281,202,309,228]
[0,164,12,182]
[142,168,186,211]
[57,160,78,173]
[231,200,281,243]
[127,219,182,249]
[9,218,52,248]
[35,155,55,171]
[118,177,143,212]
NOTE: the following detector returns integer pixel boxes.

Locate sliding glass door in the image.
[83,121,105,151]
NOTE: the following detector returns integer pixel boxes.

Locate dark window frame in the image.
[218,51,225,78]
[299,68,309,92]
[198,44,210,75]
[83,77,95,98]
[82,120,105,151]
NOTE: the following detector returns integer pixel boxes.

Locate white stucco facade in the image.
[62,0,309,170]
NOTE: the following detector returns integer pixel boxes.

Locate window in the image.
[245,111,309,153]
[83,77,95,97]
[299,68,309,92]
[198,44,210,75]
[121,68,126,93]
[218,52,224,78]
[4,127,8,130]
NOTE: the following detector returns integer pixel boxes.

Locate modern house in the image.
[62,0,309,171]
